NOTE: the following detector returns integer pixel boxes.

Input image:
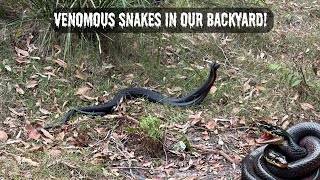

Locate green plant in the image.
[6,0,155,60]
[285,14,293,24]
[29,0,116,19]
[139,116,164,141]
[26,0,117,58]
[124,116,165,154]
[268,63,302,88]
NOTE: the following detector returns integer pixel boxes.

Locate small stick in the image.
[193,145,235,164]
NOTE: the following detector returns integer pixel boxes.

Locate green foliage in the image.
[244,0,268,7]
[285,14,293,23]
[268,63,302,88]
[25,0,118,58]
[268,63,281,71]
[139,116,164,141]
[124,126,139,133]
[28,0,57,20]
[20,0,156,58]
[124,116,165,142]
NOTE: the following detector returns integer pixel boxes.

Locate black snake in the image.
[241,121,320,179]
[45,63,220,129]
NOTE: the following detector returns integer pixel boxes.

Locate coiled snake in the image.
[45,63,220,129]
[241,121,320,179]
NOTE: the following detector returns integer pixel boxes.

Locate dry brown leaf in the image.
[57,131,65,141]
[29,128,41,140]
[256,118,274,127]
[39,108,50,115]
[104,63,115,69]
[190,118,203,126]
[44,66,53,70]
[253,106,263,111]
[0,130,8,142]
[14,57,31,64]
[165,162,175,169]
[30,56,40,60]
[75,86,91,95]
[86,82,94,88]
[188,112,202,119]
[15,46,29,57]
[95,127,106,134]
[40,128,54,140]
[25,124,34,131]
[29,145,44,152]
[54,45,61,56]
[109,154,120,161]
[255,86,266,91]
[26,34,37,53]
[143,78,150,86]
[206,121,217,130]
[61,161,78,169]
[42,137,53,143]
[185,176,199,180]
[55,59,67,68]
[282,120,290,130]
[48,149,62,157]
[16,86,25,95]
[43,72,57,77]
[75,70,87,80]
[171,86,182,92]
[242,81,251,93]
[27,44,35,54]
[202,131,210,141]
[126,73,134,78]
[180,159,194,171]
[300,103,314,110]
[66,137,76,144]
[21,157,39,167]
[35,99,42,107]
[142,161,153,167]
[80,94,96,101]
[232,107,241,114]
[246,136,256,146]
[104,114,122,119]
[209,86,217,94]
[26,80,38,89]
[239,117,246,125]
[8,107,25,116]
[93,152,104,159]
[4,118,16,128]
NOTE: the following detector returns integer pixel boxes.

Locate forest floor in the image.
[0,0,319,179]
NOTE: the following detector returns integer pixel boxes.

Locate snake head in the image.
[264,147,288,168]
[255,121,289,145]
[211,63,220,70]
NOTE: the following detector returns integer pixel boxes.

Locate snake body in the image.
[46,63,220,129]
[242,122,320,180]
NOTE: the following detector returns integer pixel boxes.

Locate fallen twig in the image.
[193,145,235,164]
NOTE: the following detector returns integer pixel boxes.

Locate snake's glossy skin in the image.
[241,122,320,180]
[46,63,220,129]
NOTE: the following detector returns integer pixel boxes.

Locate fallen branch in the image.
[193,145,235,164]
